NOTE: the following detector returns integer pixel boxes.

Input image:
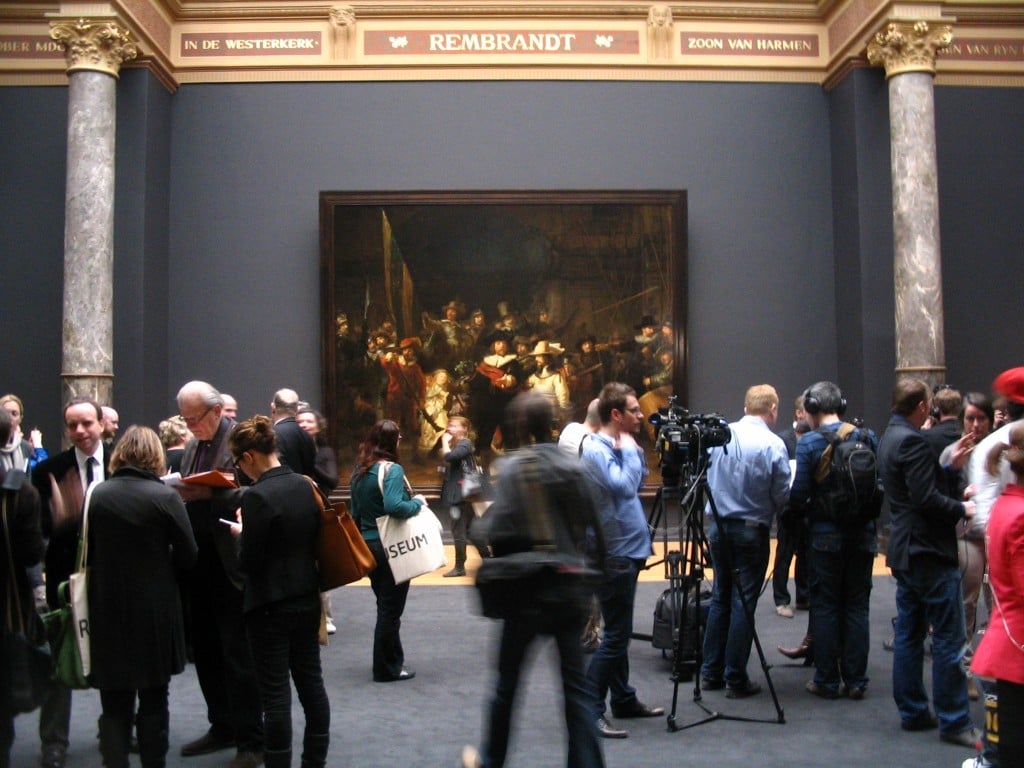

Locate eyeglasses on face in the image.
[180,406,213,427]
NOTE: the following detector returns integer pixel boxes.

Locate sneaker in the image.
[325,619,337,635]
[805,680,841,699]
[940,727,982,748]
[725,680,761,699]
[776,604,795,618]
[846,685,866,700]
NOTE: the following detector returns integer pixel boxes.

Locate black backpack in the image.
[811,423,883,526]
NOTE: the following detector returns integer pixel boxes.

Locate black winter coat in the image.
[86,467,198,690]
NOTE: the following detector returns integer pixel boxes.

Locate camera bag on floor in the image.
[652,580,711,653]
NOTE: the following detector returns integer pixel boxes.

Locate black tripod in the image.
[664,455,785,732]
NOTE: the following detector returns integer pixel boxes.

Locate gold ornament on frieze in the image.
[329,6,357,61]
[866,20,952,79]
[49,18,138,78]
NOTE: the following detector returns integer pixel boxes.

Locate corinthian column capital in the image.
[867,20,952,78]
[50,18,138,78]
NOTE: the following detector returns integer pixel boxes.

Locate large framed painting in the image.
[319,190,688,489]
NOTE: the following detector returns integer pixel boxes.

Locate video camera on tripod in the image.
[649,396,731,485]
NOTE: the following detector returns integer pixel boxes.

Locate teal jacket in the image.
[349,461,422,541]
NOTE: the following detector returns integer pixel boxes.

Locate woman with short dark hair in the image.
[229,416,330,768]
[86,425,198,768]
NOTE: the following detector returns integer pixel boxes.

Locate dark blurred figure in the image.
[0,407,44,768]
[462,393,606,768]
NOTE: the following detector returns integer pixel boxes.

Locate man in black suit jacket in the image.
[32,396,109,768]
[270,388,316,476]
[175,381,263,768]
[877,378,978,746]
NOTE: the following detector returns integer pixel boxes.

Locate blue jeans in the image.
[808,525,876,694]
[892,558,973,735]
[482,608,604,768]
[585,556,642,718]
[701,518,769,687]
[246,598,330,759]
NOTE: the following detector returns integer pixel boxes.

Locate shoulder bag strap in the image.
[303,474,327,513]
[76,482,97,572]
[2,492,27,635]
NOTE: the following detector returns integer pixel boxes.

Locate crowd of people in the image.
[1,364,1023,768]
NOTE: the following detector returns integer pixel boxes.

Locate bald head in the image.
[272,388,300,420]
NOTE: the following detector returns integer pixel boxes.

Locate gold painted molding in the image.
[867,19,953,78]
[50,17,139,76]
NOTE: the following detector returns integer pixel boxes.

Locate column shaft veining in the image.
[49,18,137,407]
[867,20,952,390]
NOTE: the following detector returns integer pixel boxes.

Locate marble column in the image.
[49,18,137,406]
[867,20,952,390]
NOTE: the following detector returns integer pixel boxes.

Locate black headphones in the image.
[803,384,847,416]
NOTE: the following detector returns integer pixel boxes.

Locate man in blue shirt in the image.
[701,384,790,697]
[582,382,663,739]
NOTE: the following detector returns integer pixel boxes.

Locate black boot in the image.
[136,714,169,768]
[444,542,467,577]
[98,715,131,768]
[263,747,292,768]
[300,732,329,768]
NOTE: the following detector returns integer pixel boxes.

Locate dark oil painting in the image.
[319,190,687,488]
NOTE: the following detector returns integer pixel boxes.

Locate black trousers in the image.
[188,550,263,751]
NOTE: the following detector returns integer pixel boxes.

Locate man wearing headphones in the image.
[782,381,878,700]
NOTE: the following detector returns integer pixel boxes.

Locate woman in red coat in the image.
[971,422,1024,766]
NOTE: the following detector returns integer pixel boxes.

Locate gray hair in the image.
[176,380,223,409]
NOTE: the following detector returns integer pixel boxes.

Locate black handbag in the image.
[3,491,52,714]
[460,457,486,501]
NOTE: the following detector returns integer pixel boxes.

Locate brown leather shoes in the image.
[778,634,813,660]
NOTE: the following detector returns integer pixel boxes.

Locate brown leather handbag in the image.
[304,476,376,591]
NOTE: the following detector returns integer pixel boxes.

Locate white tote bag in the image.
[69,483,96,676]
[375,461,446,584]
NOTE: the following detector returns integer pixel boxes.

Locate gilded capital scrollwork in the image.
[330,5,357,61]
[50,18,138,78]
[866,20,952,79]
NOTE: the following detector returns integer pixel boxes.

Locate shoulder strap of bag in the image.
[376,461,391,496]
[302,474,327,513]
[2,491,27,635]
[76,482,97,572]
[813,423,857,484]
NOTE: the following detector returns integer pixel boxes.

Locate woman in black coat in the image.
[230,416,330,768]
[440,416,490,577]
[86,426,198,768]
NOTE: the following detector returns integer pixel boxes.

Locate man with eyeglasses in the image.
[581,382,663,739]
[174,381,263,768]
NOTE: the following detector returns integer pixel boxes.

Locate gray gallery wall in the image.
[2,69,1022,446]
[166,78,836,426]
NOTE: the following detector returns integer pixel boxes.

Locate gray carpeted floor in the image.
[8,564,986,767]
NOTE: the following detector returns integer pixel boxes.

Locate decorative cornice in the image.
[49,17,139,76]
[867,19,953,78]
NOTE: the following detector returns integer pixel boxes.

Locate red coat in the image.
[971,483,1024,685]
